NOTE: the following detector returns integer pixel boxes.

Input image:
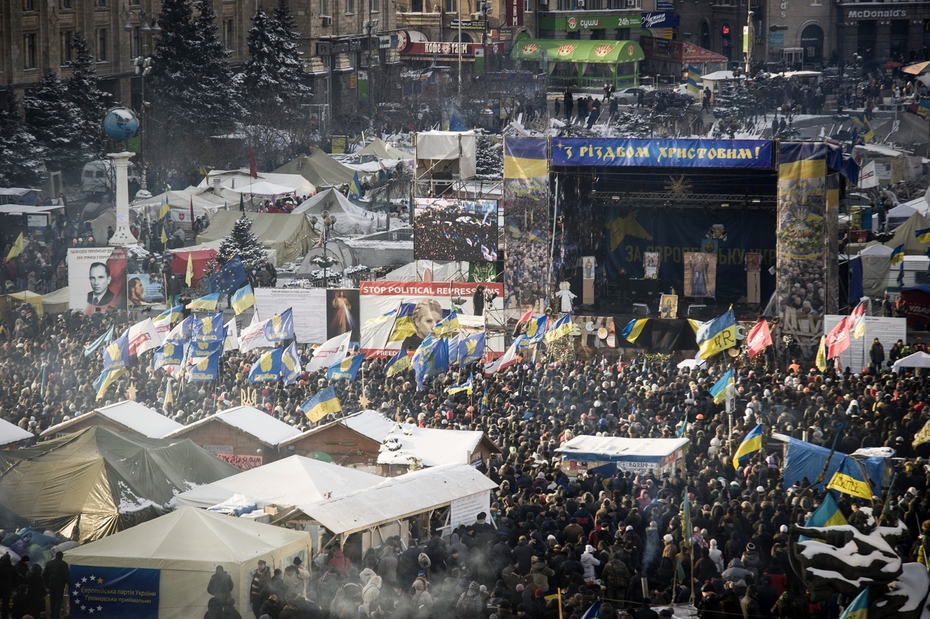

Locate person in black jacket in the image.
[0,554,17,619]
[208,566,234,601]
[43,552,72,619]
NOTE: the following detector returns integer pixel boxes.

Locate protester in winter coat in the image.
[580,545,600,581]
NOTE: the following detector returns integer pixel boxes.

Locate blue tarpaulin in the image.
[782,437,888,494]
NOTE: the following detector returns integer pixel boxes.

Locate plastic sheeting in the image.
[614,318,699,353]
[780,435,888,494]
[0,427,239,542]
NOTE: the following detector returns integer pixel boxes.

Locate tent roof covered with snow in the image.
[0,427,239,541]
[292,188,380,235]
[357,138,413,160]
[164,406,302,447]
[40,400,183,440]
[196,211,316,263]
[174,455,384,510]
[274,150,358,188]
[198,169,315,196]
[0,416,33,447]
[893,351,930,372]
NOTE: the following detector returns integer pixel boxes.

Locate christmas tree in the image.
[22,71,82,175]
[215,216,268,272]
[0,101,47,188]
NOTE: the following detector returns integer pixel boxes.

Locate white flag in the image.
[483,335,523,377]
[858,161,878,189]
[224,317,239,352]
[305,331,352,373]
[128,318,160,356]
[238,313,273,353]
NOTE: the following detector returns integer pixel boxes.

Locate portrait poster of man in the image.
[68,247,128,314]
[659,294,678,319]
[683,252,716,298]
[643,252,659,280]
[127,273,166,307]
[413,198,499,262]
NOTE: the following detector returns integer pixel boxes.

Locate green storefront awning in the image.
[511,38,644,64]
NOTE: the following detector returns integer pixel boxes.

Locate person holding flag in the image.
[733,424,764,470]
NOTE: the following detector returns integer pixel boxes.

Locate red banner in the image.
[746,320,773,359]
[506,0,524,27]
[825,316,851,359]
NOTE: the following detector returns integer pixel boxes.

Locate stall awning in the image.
[511,39,644,64]
[555,436,689,463]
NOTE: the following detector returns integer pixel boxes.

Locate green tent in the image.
[511,37,643,90]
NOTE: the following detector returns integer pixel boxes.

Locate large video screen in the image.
[413,198,499,262]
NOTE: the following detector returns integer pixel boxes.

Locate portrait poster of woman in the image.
[683,252,717,298]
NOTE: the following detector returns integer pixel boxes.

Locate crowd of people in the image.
[1,288,930,619]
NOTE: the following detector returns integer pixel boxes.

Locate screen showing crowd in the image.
[413,198,499,262]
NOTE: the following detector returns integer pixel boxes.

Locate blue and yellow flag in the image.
[230,284,255,315]
[522,315,549,346]
[188,292,221,312]
[159,196,170,220]
[264,308,295,342]
[327,353,364,381]
[93,367,128,400]
[154,340,186,369]
[709,368,734,404]
[102,333,130,373]
[249,347,284,383]
[543,314,573,343]
[348,171,363,200]
[413,336,449,390]
[853,113,874,143]
[838,587,868,619]
[6,233,24,262]
[805,493,848,529]
[890,244,905,265]
[84,325,115,358]
[385,346,412,377]
[192,312,224,343]
[504,137,549,179]
[432,312,460,338]
[187,349,221,382]
[302,386,342,422]
[387,303,417,342]
[620,318,648,344]
[815,335,828,372]
[281,341,302,385]
[153,305,183,332]
[459,331,486,366]
[447,374,474,395]
[189,338,223,356]
[697,308,737,359]
[916,227,930,244]
[732,424,764,469]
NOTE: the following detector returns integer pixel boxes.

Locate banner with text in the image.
[254,288,328,344]
[551,138,773,169]
[69,566,159,619]
[68,248,128,315]
[503,137,549,312]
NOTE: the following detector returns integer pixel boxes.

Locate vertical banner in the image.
[69,566,159,619]
[68,247,128,314]
[503,137,549,312]
[825,174,840,314]
[327,289,361,342]
[776,143,828,353]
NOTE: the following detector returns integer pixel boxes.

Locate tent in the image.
[130,187,228,230]
[886,202,918,229]
[41,287,70,315]
[855,244,892,298]
[3,290,43,317]
[40,400,184,440]
[274,151,358,189]
[196,211,317,264]
[357,138,413,160]
[885,211,930,255]
[773,434,891,494]
[415,131,477,180]
[174,455,384,510]
[292,188,381,236]
[555,436,689,477]
[65,507,310,619]
[379,260,470,282]
[893,351,930,372]
[297,239,360,275]
[220,180,298,197]
[0,427,239,541]
[0,417,33,448]
[199,169,316,196]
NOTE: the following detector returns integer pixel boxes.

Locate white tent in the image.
[174,455,383,510]
[357,138,413,160]
[893,351,930,372]
[65,507,310,619]
[0,417,32,447]
[223,180,298,197]
[199,169,316,202]
[292,188,381,236]
[379,260,469,282]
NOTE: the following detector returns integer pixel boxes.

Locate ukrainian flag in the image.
[387,303,416,342]
[620,318,649,344]
[384,346,411,377]
[93,367,128,401]
[188,293,221,311]
[503,137,548,179]
[838,588,868,619]
[348,171,363,199]
[815,335,828,371]
[709,368,734,404]
[231,284,255,315]
[522,315,549,346]
[159,197,170,220]
[543,314,573,343]
[917,228,930,243]
[732,424,764,469]
[697,308,737,360]
[327,353,364,381]
[302,386,342,422]
[446,374,473,395]
[432,312,460,338]
[805,493,847,528]
[890,244,905,265]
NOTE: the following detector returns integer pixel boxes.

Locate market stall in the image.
[555,436,690,478]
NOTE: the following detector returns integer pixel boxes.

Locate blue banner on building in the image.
[604,207,776,302]
[70,566,159,619]
[552,138,774,169]
[641,12,679,28]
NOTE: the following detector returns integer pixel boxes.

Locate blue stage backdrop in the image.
[552,138,773,169]
[603,207,776,303]
[70,566,159,619]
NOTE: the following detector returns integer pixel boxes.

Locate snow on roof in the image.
[167,406,301,446]
[0,417,33,446]
[855,143,905,158]
[41,400,183,439]
[298,463,498,535]
[341,411,491,467]
[555,435,689,461]
[174,455,384,510]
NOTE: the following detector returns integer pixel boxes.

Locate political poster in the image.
[503,138,549,311]
[413,197,499,262]
[68,247,128,314]
[359,281,504,358]
[127,272,165,307]
[327,289,361,342]
[254,288,327,344]
[69,565,159,619]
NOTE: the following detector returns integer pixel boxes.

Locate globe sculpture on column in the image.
[103,108,140,246]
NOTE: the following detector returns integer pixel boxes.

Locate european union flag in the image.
[459,331,486,366]
[102,333,130,373]
[70,566,159,619]
[263,308,295,342]
[187,349,222,382]
[192,312,224,343]
[327,353,364,381]
[248,348,284,383]
[206,255,248,295]
[281,341,302,386]
[413,336,449,390]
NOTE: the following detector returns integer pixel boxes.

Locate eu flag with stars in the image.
[205,255,249,295]
[70,565,159,619]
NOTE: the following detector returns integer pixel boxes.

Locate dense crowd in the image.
[2,294,930,619]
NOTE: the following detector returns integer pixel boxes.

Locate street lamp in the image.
[365,17,379,115]
[124,8,158,191]
[132,56,152,190]
[309,212,339,287]
[123,9,161,34]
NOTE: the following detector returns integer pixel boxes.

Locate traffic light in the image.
[722,23,731,47]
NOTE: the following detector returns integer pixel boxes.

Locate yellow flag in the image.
[815,335,827,372]
[5,232,23,262]
[912,419,930,449]
[826,471,873,500]
[185,252,194,287]
[160,226,168,244]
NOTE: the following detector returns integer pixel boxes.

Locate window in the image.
[24,34,37,69]
[23,0,35,10]
[96,0,107,6]
[524,0,531,11]
[224,19,235,50]
[347,0,355,14]
[60,0,72,8]
[321,0,330,15]
[132,26,142,58]
[445,0,456,12]
[61,30,74,64]
[97,28,108,61]
[371,0,379,14]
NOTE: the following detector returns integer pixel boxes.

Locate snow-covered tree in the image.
[65,34,109,161]
[191,0,245,133]
[22,71,82,175]
[0,101,47,188]
[216,216,267,270]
